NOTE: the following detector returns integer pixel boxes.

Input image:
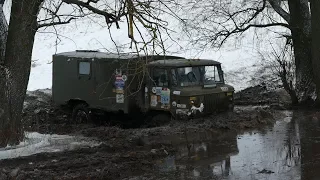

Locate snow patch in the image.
[0,132,101,160]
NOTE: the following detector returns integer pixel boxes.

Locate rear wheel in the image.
[72,103,91,124]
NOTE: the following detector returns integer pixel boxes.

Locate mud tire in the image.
[145,113,171,127]
[228,103,235,112]
[72,103,91,124]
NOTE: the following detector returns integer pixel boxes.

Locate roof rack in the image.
[75,50,100,53]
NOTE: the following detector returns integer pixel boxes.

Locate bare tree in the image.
[269,43,298,104]
[0,0,44,146]
[180,0,314,103]
[0,0,178,147]
[251,41,298,104]
[272,44,298,105]
[310,0,320,104]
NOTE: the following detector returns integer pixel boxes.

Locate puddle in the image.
[153,111,304,179]
[0,132,101,160]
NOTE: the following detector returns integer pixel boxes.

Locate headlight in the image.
[172,101,177,107]
[190,97,197,105]
[227,92,233,96]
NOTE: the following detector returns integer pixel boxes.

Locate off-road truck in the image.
[52,50,234,123]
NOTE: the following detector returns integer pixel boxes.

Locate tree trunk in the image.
[288,0,315,102]
[281,74,299,105]
[310,0,320,103]
[0,0,43,147]
[0,3,7,63]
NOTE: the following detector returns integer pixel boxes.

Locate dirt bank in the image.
[234,85,291,108]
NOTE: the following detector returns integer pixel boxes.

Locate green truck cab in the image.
[52,50,234,123]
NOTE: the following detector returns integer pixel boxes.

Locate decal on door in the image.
[156,87,162,95]
[160,88,170,104]
[150,87,171,108]
[150,95,158,107]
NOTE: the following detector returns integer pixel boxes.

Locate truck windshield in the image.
[171,65,222,87]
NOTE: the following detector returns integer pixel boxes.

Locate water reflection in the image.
[154,129,238,179]
[300,110,320,180]
[155,110,303,179]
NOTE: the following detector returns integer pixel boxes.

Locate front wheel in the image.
[145,112,171,127]
[227,103,234,112]
[72,103,92,124]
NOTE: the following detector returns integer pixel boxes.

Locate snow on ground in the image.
[0,132,100,160]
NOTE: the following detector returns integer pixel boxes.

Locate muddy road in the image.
[0,86,314,180]
[1,106,316,180]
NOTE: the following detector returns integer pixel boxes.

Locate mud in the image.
[0,89,295,179]
[234,85,292,108]
[0,107,296,179]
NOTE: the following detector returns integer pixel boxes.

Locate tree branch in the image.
[62,0,123,28]
[86,0,98,4]
[241,22,290,30]
[268,0,290,23]
[216,22,290,47]
[37,17,76,29]
[237,0,267,27]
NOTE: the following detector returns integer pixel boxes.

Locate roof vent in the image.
[76,50,100,53]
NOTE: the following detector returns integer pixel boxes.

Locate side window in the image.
[204,65,221,82]
[214,66,221,82]
[152,68,168,87]
[79,61,91,75]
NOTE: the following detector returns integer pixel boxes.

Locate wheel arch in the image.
[67,99,89,108]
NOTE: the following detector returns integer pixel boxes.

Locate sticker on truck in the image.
[160,88,170,104]
[116,75,122,80]
[156,87,162,95]
[115,80,125,88]
[173,91,181,95]
[122,75,127,82]
[150,95,157,107]
[116,94,124,103]
[152,87,156,94]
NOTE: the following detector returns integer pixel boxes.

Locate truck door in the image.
[148,67,170,110]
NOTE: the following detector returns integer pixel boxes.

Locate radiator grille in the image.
[203,94,218,114]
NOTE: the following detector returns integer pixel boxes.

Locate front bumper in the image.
[175,103,205,119]
[174,92,234,119]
